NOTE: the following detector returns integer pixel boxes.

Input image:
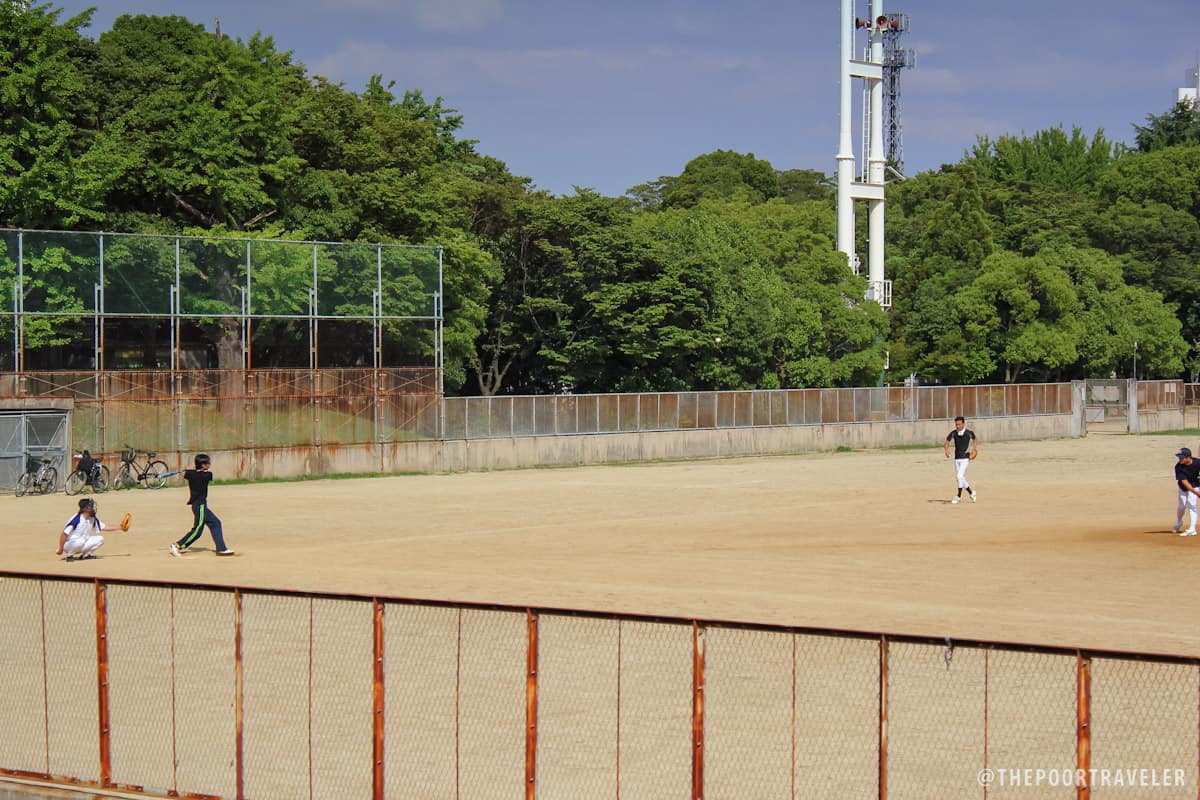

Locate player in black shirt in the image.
[943,415,978,504]
[169,454,235,556]
[1172,447,1199,536]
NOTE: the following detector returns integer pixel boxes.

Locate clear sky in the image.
[48,0,1200,196]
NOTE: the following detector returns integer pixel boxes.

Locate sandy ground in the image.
[4,431,1199,657]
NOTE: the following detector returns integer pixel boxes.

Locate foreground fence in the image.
[1,573,1197,800]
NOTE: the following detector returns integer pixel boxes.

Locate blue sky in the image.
[51,0,1200,196]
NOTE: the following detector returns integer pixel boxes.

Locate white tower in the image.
[837,0,891,308]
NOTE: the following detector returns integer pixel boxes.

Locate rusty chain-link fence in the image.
[1,572,1197,800]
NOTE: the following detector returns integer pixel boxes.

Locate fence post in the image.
[95,580,112,787]
[235,590,245,800]
[692,623,705,800]
[1076,653,1091,800]
[525,610,539,800]
[879,636,888,800]
[373,599,385,800]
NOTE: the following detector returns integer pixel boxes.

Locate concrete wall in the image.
[199,413,1075,480]
[1136,409,1185,433]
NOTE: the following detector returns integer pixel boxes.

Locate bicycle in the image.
[113,446,171,490]
[16,455,58,496]
[64,451,111,495]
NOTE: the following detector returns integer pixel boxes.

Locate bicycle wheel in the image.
[39,467,58,494]
[65,470,87,495]
[114,463,134,490]
[144,460,170,490]
[16,472,33,497]
[94,465,111,493]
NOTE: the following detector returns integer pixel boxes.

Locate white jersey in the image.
[63,514,102,545]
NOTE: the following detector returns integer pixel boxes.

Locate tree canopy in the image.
[3,3,1198,389]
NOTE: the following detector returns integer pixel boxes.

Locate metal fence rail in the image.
[1,573,1196,800]
[444,383,1076,440]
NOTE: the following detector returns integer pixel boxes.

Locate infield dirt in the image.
[4,431,1199,657]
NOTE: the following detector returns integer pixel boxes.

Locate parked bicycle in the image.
[114,446,171,490]
[16,454,58,496]
[64,450,111,495]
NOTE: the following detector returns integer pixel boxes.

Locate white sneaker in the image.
[951,497,960,504]
[169,543,182,558]
[970,491,977,502]
[216,549,236,557]
[1182,530,1198,537]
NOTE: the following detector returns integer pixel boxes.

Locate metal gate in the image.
[0,410,70,493]
[1085,379,1130,425]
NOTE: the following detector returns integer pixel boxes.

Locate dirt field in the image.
[4,431,1199,657]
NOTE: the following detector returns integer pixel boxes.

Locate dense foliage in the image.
[3,4,1199,390]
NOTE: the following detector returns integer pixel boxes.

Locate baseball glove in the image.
[120,512,132,532]
[969,451,978,461]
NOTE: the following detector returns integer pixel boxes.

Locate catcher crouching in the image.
[57,498,129,562]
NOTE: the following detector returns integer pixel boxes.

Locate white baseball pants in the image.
[64,535,103,558]
[954,458,971,489]
[1176,489,1197,533]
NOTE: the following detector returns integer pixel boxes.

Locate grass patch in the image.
[835,445,853,453]
[888,443,941,451]
[1141,429,1200,437]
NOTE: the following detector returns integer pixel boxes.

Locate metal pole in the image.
[98,234,105,371]
[372,600,385,800]
[234,590,245,800]
[836,0,856,261]
[525,610,539,800]
[867,0,887,300]
[11,280,18,371]
[691,622,705,800]
[245,241,251,370]
[376,246,383,371]
[311,245,319,369]
[93,285,101,371]
[174,238,181,374]
[879,636,889,800]
[95,581,112,787]
[17,230,23,372]
[1076,653,1091,800]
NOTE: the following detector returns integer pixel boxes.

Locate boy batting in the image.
[169,454,235,557]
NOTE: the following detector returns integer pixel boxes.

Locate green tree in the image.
[1134,101,1200,152]
[0,3,131,227]
[969,126,1118,192]
[660,150,780,209]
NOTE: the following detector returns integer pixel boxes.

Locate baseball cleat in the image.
[1173,522,1183,533]
[169,543,182,558]
[216,549,236,556]
[1182,530,1197,537]
[970,491,977,502]
[951,497,960,504]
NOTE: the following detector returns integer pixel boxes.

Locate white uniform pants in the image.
[64,535,103,558]
[1176,489,1197,533]
[954,458,971,489]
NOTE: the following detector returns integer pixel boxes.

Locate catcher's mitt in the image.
[120,512,132,532]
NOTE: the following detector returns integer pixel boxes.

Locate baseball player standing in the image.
[169,454,235,557]
[944,415,978,504]
[1172,447,1199,536]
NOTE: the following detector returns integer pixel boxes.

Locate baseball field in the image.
[4,430,1198,658]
